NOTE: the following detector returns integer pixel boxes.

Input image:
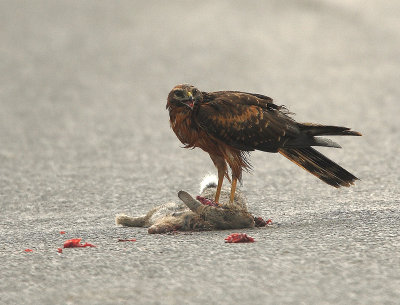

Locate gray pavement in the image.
[1,1,399,304]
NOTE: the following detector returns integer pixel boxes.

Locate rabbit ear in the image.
[178,190,220,214]
[178,191,203,213]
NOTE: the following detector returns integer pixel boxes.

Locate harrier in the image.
[166,84,361,205]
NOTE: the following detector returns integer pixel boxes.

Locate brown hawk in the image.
[166,84,361,205]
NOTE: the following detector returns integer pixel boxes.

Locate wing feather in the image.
[195,92,300,152]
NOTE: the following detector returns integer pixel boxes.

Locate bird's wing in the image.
[196,91,300,152]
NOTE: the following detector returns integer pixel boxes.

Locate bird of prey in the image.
[166,84,361,205]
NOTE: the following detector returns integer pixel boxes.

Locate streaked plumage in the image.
[166,84,361,204]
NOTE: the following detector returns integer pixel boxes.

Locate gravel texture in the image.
[1,1,399,304]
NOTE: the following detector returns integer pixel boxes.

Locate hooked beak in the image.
[181,92,194,109]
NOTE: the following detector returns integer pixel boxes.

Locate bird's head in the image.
[166,84,203,111]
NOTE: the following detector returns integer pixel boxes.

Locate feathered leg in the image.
[215,168,224,203]
[229,177,238,205]
[210,154,227,203]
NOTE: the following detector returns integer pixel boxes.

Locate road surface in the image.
[1,1,399,304]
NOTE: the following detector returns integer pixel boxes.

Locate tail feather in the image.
[278,147,359,187]
[282,124,361,149]
[299,124,362,136]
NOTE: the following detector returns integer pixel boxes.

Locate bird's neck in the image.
[169,107,199,147]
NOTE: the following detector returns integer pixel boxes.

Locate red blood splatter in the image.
[254,217,273,227]
[63,238,96,248]
[196,196,220,207]
[24,249,33,252]
[224,233,255,243]
[57,248,63,253]
[60,231,66,234]
[117,239,136,242]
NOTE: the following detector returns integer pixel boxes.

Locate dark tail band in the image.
[298,124,362,136]
[279,147,359,187]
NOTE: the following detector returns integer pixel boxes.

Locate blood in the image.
[117,239,137,242]
[254,217,272,227]
[224,233,255,243]
[63,238,96,248]
[24,249,33,252]
[196,196,220,207]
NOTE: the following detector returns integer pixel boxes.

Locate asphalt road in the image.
[1,1,399,304]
